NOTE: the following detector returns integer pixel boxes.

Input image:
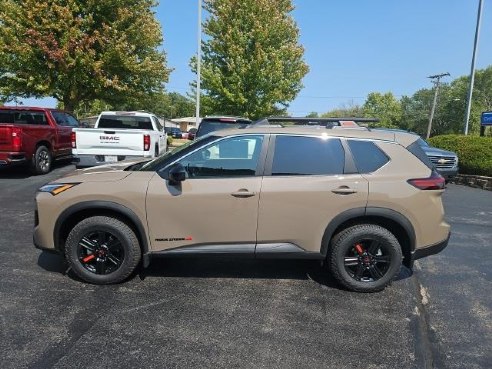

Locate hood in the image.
[60,158,148,183]
[422,146,457,157]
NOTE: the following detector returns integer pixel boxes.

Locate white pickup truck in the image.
[72,111,167,168]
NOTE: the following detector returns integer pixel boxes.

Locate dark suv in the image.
[195,116,252,138]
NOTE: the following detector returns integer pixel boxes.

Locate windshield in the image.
[196,119,251,137]
[416,138,429,147]
[138,135,216,171]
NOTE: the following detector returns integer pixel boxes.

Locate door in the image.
[50,111,78,156]
[146,134,267,252]
[256,135,369,254]
[152,116,166,154]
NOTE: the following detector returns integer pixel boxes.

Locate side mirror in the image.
[168,163,186,185]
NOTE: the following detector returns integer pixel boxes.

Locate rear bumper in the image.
[74,154,153,168]
[0,152,28,167]
[412,233,450,262]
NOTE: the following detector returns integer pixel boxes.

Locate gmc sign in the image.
[100,136,120,141]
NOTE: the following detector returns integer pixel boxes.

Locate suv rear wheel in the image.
[328,224,402,293]
[65,216,141,284]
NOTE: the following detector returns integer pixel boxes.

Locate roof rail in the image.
[250,116,379,128]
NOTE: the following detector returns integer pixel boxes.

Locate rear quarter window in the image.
[406,140,434,170]
[347,140,389,173]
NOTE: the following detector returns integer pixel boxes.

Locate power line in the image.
[426,73,450,139]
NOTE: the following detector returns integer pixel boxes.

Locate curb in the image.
[451,174,492,191]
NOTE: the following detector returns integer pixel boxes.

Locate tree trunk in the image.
[62,97,76,113]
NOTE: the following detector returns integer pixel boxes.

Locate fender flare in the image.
[54,201,150,263]
[320,207,416,256]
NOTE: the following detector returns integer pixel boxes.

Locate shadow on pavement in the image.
[37,251,66,273]
[0,160,73,179]
[38,251,413,290]
[142,258,342,289]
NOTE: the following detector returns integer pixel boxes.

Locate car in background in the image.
[195,116,252,138]
[0,106,79,174]
[72,111,167,168]
[187,128,197,140]
[416,137,458,180]
[165,127,183,139]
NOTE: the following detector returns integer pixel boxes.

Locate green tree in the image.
[362,92,402,128]
[0,0,169,112]
[320,101,364,118]
[74,92,195,119]
[195,0,309,119]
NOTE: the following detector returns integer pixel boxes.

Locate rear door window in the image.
[52,111,79,127]
[271,135,345,175]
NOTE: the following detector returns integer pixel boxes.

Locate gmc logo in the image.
[100,136,120,141]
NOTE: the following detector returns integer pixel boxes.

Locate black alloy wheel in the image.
[328,224,402,292]
[77,231,125,275]
[65,216,141,284]
[343,239,391,282]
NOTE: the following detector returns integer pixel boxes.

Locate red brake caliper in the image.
[82,254,95,263]
[354,243,364,256]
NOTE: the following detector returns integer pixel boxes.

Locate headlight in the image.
[38,183,79,196]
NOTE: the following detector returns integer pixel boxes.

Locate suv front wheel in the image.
[65,216,141,284]
[328,224,402,293]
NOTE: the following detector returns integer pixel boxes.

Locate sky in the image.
[19,0,492,117]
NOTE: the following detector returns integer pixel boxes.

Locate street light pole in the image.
[426,73,450,139]
[464,0,484,135]
[195,0,202,128]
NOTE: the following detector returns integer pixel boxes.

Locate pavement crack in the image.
[410,269,446,369]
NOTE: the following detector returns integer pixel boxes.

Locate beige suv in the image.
[34,126,450,292]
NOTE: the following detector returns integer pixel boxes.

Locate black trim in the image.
[365,207,416,252]
[54,201,150,262]
[320,207,416,257]
[320,208,366,256]
[412,233,450,261]
[340,139,358,174]
[33,234,59,254]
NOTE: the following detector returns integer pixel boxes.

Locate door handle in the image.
[331,186,357,195]
[231,189,256,198]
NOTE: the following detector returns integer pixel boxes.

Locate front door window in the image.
[177,135,264,178]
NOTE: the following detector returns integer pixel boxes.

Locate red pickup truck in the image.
[0,107,79,174]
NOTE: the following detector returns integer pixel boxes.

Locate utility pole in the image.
[195,0,202,128]
[426,73,450,139]
[464,0,483,135]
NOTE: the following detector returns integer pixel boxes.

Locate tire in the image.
[65,216,141,284]
[31,145,52,174]
[328,224,402,293]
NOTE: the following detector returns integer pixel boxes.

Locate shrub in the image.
[428,134,492,176]
[167,136,173,147]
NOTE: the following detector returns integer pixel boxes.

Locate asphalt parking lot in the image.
[0,164,490,369]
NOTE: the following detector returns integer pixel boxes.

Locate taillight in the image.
[143,134,150,151]
[71,131,76,148]
[12,127,22,151]
[408,171,445,190]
